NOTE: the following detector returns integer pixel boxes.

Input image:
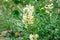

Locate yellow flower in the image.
[45,10,50,14]
[22,13,34,25]
[45,3,53,13]
[23,5,34,14]
[22,4,34,25]
[45,3,53,10]
[29,34,39,40]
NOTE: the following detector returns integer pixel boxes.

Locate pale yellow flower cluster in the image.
[29,34,39,40]
[45,3,53,13]
[22,5,34,25]
[23,13,34,24]
[45,3,53,10]
[23,5,34,14]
